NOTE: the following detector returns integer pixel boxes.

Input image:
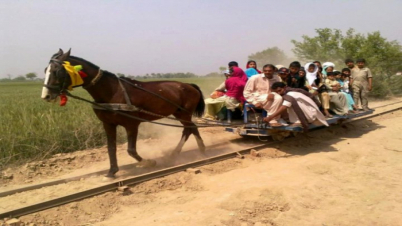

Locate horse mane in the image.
[68,55,138,81]
[69,55,100,69]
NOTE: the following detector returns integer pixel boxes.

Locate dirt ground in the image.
[1,99,402,226]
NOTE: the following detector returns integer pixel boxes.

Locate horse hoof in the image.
[102,176,115,182]
[135,159,157,168]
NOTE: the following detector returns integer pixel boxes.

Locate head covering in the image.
[225,67,247,102]
[322,62,335,77]
[304,62,318,86]
[245,68,258,78]
[246,60,261,74]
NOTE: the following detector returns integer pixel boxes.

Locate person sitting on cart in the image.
[225,67,247,112]
[203,70,230,120]
[243,64,287,127]
[324,72,349,115]
[263,82,329,132]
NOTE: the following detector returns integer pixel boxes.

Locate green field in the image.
[0,77,224,168]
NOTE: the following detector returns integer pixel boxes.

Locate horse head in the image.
[41,48,72,102]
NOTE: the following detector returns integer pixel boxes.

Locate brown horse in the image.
[41,49,206,178]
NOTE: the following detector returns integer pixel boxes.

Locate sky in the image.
[1,0,402,78]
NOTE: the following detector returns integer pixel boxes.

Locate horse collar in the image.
[84,69,103,89]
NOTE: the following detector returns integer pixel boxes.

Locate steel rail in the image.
[0,143,270,219]
[1,102,401,219]
[0,141,233,198]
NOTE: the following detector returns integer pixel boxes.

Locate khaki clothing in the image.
[325,79,340,89]
[351,67,372,110]
[352,83,370,110]
[351,67,372,85]
[328,92,349,115]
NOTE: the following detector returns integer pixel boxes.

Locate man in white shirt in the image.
[264,82,329,131]
[243,64,285,126]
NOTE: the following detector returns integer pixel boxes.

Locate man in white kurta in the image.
[243,64,284,126]
[264,82,329,128]
[283,91,328,126]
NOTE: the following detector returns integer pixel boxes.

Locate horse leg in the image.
[191,127,206,156]
[172,112,206,156]
[125,124,156,168]
[103,122,119,178]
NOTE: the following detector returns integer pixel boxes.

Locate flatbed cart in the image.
[224,104,374,141]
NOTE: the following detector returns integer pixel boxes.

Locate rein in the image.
[46,59,240,128]
[65,91,244,128]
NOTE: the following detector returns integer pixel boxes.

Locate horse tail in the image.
[188,83,205,118]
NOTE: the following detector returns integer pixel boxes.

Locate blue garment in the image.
[341,92,355,110]
[245,68,258,78]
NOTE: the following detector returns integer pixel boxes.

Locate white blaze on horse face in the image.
[41,64,51,99]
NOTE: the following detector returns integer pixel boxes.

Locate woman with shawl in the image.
[225,67,247,111]
[321,62,335,80]
[245,60,261,78]
[305,62,332,118]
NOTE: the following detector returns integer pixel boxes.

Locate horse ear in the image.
[58,48,64,55]
[60,48,71,61]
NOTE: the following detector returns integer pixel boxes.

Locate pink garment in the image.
[225,67,247,102]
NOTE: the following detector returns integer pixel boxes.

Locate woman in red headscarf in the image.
[225,67,247,111]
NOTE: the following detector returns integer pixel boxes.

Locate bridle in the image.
[43,58,103,94]
[43,58,69,94]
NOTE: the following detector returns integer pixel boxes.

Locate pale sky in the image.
[1,0,401,78]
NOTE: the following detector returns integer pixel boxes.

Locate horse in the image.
[41,49,206,179]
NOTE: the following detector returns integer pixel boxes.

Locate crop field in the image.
[0,77,224,168]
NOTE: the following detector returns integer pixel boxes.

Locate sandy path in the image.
[2,100,397,225]
[89,108,402,226]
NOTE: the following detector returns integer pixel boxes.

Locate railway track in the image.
[1,101,402,219]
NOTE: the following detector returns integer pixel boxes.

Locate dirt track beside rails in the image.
[2,99,402,226]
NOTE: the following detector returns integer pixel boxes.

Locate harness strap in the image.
[117,77,133,106]
[92,103,139,111]
[83,69,103,89]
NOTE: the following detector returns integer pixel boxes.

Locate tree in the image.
[248,47,288,67]
[26,72,37,80]
[219,66,226,73]
[13,75,26,81]
[116,73,125,77]
[291,28,402,76]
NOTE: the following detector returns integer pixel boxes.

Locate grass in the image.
[0,77,224,168]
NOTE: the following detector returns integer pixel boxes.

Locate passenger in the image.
[288,61,302,88]
[243,64,286,127]
[345,59,357,70]
[263,82,329,132]
[278,67,290,85]
[337,69,358,112]
[297,67,308,91]
[203,70,230,120]
[245,60,261,78]
[313,60,324,81]
[225,67,247,112]
[299,67,306,78]
[322,62,335,80]
[341,68,351,89]
[228,61,247,82]
[350,58,373,111]
[325,72,349,115]
[305,62,332,118]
